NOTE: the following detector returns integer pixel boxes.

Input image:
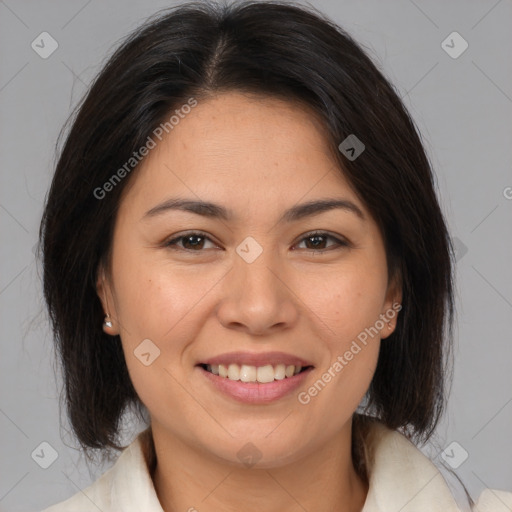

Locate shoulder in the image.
[40,461,118,512]
[361,419,512,512]
[40,428,162,512]
[474,488,512,512]
[361,421,461,511]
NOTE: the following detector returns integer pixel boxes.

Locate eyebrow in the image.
[142,197,366,223]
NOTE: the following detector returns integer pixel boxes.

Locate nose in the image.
[215,240,299,336]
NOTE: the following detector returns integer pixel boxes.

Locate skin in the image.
[97,91,402,512]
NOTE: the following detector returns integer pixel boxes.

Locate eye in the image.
[293,231,349,252]
[164,231,218,251]
[164,230,349,253]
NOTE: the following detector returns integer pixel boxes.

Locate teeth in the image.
[274,364,286,380]
[240,364,256,382]
[257,364,275,383]
[227,363,240,380]
[207,363,306,382]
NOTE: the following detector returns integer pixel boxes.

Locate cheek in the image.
[327,344,380,423]
[110,252,198,418]
[296,250,386,400]
[112,246,204,342]
[299,255,388,339]
[110,248,220,403]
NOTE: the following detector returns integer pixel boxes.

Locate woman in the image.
[39,1,510,511]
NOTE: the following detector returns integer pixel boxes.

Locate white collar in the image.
[360,422,460,511]
[43,422,510,511]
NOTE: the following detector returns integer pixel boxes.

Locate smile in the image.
[200,363,311,383]
[197,364,314,404]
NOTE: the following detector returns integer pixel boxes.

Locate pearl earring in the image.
[102,273,113,329]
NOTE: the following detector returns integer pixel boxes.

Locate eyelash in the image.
[164,230,349,254]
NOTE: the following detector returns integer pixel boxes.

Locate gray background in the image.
[1,0,511,510]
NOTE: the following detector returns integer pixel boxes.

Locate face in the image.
[97,92,401,468]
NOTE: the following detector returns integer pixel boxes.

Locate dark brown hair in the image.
[39,0,455,474]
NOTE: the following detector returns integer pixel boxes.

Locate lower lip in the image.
[198,366,314,404]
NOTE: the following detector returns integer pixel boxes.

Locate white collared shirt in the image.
[41,422,511,511]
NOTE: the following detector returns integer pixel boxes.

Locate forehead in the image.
[159,92,335,165]
[119,92,362,216]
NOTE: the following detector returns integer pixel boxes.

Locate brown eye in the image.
[165,232,217,251]
[294,231,348,252]
[164,230,349,253]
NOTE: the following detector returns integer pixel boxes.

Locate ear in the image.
[380,270,402,340]
[96,265,119,335]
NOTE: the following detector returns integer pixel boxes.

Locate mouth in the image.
[197,363,313,383]
[195,351,315,403]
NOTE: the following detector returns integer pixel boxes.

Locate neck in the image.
[149,421,369,512]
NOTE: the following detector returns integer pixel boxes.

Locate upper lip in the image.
[198,351,314,368]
